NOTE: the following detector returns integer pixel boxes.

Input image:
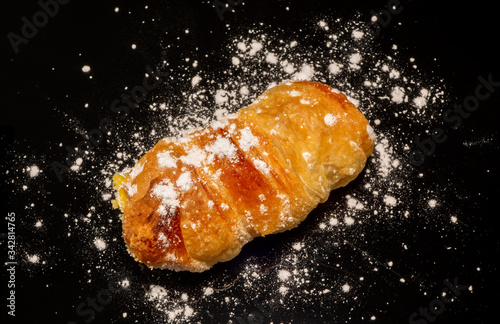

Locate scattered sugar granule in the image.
[184,306,194,317]
[70,157,83,171]
[349,53,362,65]
[120,279,130,288]
[278,269,291,281]
[374,137,393,177]
[318,20,329,31]
[28,165,40,178]
[266,52,278,64]
[352,30,364,39]
[239,127,259,151]
[249,41,263,56]
[204,287,214,296]
[237,41,246,52]
[347,197,364,210]
[176,172,193,192]
[293,64,315,80]
[35,220,43,228]
[367,125,376,142]
[391,86,405,104]
[27,254,40,263]
[279,286,289,295]
[328,62,342,75]
[146,285,168,301]
[383,195,398,206]
[81,65,91,73]
[94,238,107,251]
[239,86,249,95]
[283,62,295,74]
[157,151,177,168]
[389,69,400,79]
[128,161,145,179]
[207,137,238,159]
[215,89,229,105]
[125,183,137,196]
[253,158,270,175]
[180,148,207,168]
[191,75,201,87]
[152,181,180,212]
[413,89,429,108]
[344,216,355,226]
[341,283,351,293]
[324,114,337,126]
[428,199,437,208]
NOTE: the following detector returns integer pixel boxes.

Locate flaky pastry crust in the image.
[112,81,375,272]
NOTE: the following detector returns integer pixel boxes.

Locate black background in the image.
[1,1,499,323]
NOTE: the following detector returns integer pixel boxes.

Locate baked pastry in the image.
[112,81,375,272]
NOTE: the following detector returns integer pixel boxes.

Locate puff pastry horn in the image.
[112,81,375,272]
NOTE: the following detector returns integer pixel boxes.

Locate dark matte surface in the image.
[2,1,499,323]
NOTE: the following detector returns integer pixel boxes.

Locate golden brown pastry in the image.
[112,81,375,272]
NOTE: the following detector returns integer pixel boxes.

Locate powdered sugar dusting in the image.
[206,136,238,160]
[93,238,107,251]
[324,113,337,126]
[180,148,207,167]
[238,127,259,151]
[176,172,193,192]
[253,158,270,175]
[157,151,177,168]
[152,181,180,213]
[28,165,40,178]
[391,86,406,104]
